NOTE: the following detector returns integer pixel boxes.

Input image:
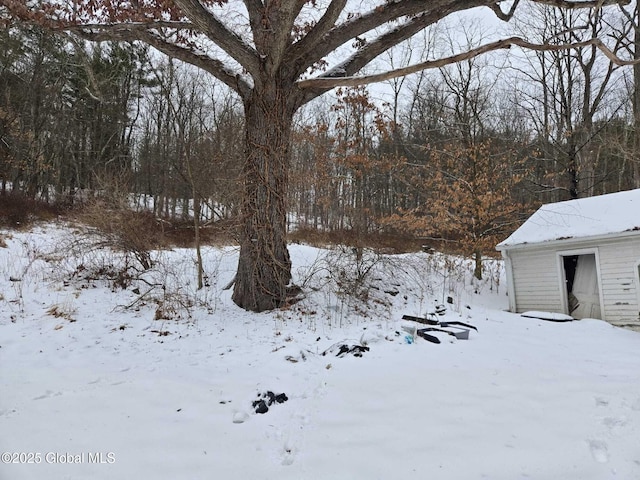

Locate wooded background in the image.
[1,5,638,263]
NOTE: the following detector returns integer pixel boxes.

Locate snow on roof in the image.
[497,188,640,249]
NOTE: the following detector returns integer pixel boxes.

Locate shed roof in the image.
[497,188,640,249]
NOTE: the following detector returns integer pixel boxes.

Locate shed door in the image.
[571,254,601,319]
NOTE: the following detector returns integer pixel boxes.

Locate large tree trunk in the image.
[232,88,295,311]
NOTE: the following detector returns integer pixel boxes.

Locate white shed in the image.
[496,189,640,327]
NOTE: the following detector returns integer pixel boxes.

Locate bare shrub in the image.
[121,251,200,322]
[74,198,165,271]
[295,245,396,327]
[331,247,381,300]
[0,192,62,227]
[152,292,193,321]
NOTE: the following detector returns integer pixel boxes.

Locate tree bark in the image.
[473,247,483,280]
[232,86,295,311]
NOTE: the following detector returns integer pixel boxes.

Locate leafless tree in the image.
[618,3,640,187]
[510,4,630,199]
[1,0,633,311]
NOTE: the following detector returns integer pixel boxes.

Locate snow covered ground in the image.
[1,223,640,480]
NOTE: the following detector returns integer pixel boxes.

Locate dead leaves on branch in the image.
[383,140,536,261]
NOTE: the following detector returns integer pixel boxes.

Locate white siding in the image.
[509,249,564,313]
[598,240,640,323]
[504,234,640,325]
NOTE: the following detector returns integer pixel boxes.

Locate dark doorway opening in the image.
[561,253,601,319]
[563,255,578,298]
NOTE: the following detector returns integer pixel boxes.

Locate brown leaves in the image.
[1,0,188,27]
[385,139,536,258]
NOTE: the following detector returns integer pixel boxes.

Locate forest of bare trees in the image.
[0,0,637,308]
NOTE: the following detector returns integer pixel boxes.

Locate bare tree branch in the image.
[489,0,521,21]
[294,0,629,78]
[61,21,200,34]
[263,0,304,74]
[337,11,450,76]
[75,27,252,97]
[287,0,347,63]
[297,36,638,89]
[296,0,452,75]
[173,0,261,76]
[535,0,629,9]
[243,0,265,43]
[296,7,465,103]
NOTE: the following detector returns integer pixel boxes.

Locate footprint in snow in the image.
[232,411,250,424]
[602,416,627,430]
[33,390,62,401]
[587,439,609,464]
[281,443,296,466]
[594,396,609,407]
